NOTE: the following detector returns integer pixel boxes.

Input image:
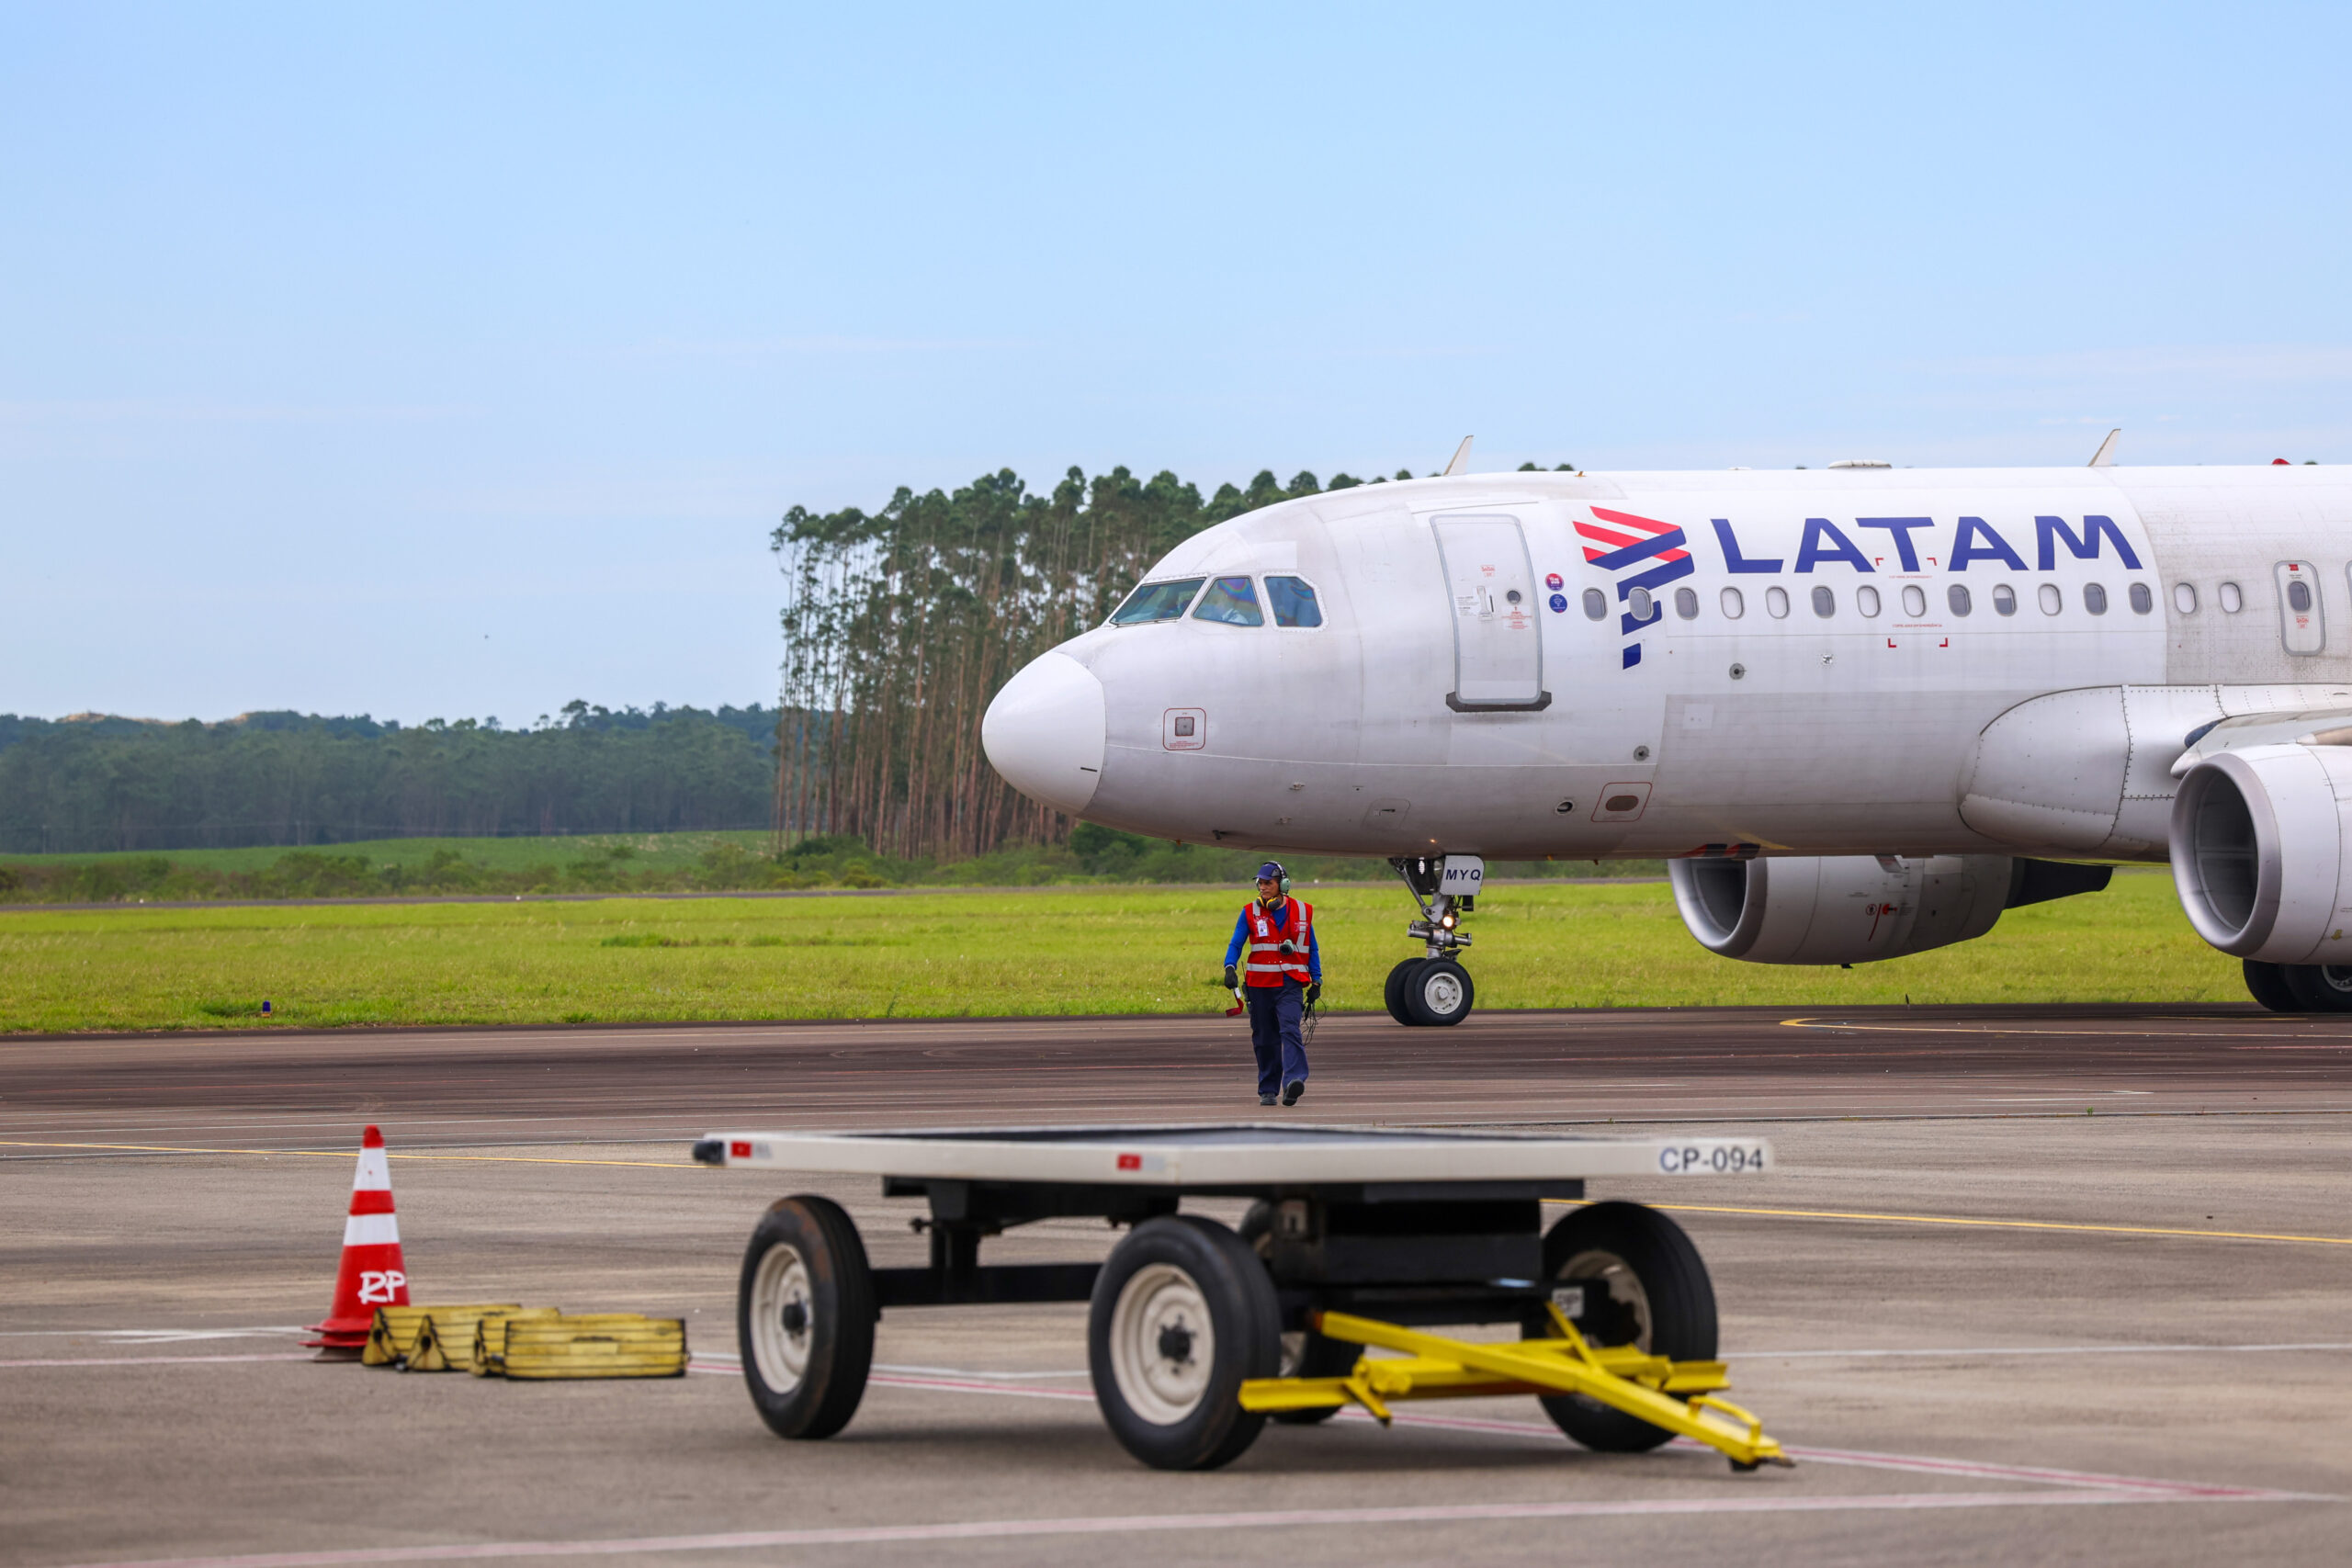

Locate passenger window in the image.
[2085,582,2109,615]
[1628,587,1657,622]
[1810,586,1835,617]
[1192,575,1264,626]
[1719,587,1745,619]
[2220,581,2245,613]
[1582,588,1607,619]
[1674,586,1699,619]
[1992,584,2017,616]
[2288,580,2313,613]
[1857,585,1881,616]
[2173,582,2198,614]
[1765,586,1791,618]
[1901,584,1927,618]
[2038,583,2064,615]
[1112,578,1205,625]
[2130,582,2154,615]
[1265,575,1323,627]
[1948,583,1973,616]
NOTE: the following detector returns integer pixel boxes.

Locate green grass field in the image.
[0,830,782,876]
[0,870,2244,1033]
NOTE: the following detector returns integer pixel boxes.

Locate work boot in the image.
[1282,1080,1305,1107]
[1259,1093,1277,1107]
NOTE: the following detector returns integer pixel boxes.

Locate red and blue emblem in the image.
[1574,507,1692,669]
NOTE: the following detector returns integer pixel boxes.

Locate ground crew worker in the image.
[1222,861,1320,1106]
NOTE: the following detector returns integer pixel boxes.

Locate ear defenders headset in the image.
[1256,860,1291,897]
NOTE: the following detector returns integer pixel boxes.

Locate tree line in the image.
[7,457,1574,863]
[0,703,782,854]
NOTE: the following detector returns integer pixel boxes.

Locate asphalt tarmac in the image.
[6,1004,2352,1565]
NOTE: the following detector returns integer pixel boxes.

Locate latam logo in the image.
[1575,506,1692,669]
[1580,511,2144,671]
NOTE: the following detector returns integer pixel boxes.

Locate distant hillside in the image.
[0,703,785,853]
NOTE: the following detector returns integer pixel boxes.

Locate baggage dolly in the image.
[691,1123,1789,1472]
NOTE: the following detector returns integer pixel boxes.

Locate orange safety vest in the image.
[1240,897,1314,987]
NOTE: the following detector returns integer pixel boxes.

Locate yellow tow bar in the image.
[1238,1305,1792,1471]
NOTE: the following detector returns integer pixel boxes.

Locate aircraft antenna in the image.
[1441,435,1474,476]
[2087,428,2120,468]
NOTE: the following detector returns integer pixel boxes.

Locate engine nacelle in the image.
[1668,853,2108,965]
[2171,745,2352,963]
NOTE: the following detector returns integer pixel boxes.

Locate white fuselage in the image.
[980,464,2352,866]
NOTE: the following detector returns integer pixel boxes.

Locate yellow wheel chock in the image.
[1238,1305,1792,1471]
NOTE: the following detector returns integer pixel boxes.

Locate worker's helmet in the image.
[1256,860,1290,897]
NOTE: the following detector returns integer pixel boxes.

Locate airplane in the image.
[980,434,2352,1025]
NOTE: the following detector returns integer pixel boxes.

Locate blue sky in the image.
[5,2,2347,723]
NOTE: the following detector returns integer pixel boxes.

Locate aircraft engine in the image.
[1668,853,2110,965]
[2171,745,2352,963]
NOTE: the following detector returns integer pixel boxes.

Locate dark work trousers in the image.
[1245,980,1309,1098]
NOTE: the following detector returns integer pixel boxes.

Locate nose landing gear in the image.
[1385,855,1479,1027]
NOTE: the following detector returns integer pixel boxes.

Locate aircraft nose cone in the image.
[981,651,1106,815]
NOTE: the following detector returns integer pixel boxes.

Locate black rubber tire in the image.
[2282,964,2352,1012]
[1533,1201,1717,1453]
[2244,960,2303,1012]
[1403,957,1475,1027]
[1089,1215,1279,1469]
[1384,959,1424,1025]
[738,1195,877,1440]
[1238,1201,1355,1425]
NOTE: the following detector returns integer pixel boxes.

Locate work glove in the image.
[1223,964,1238,989]
[1306,982,1321,1007]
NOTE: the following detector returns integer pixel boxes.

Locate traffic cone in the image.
[304,1124,409,1360]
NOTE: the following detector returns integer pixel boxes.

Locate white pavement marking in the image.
[37,1487,2326,1568]
[1742,1341,2352,1359]
[0,1353,315,1368]
[0,1327,307,1340]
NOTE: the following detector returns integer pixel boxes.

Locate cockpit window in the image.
[1193,575,1264,626]
[1110,578,1205,625]
[1266,575,1323,627]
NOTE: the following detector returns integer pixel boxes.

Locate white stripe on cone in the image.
[340,1213,401,1247]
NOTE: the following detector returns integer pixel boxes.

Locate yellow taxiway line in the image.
[1549,1197,2352,1247]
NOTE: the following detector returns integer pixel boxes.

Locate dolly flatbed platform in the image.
[693,1122,1786,1471]
[692,1122,1770,1188]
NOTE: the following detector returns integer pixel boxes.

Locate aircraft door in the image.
[1432,514,1549,711]
[2276,560,2325,654]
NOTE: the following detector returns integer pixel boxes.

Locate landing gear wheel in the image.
[1384,959,1426,1025]
[1404,958,1475,1027]
[1239,1201,1357,1425]
[2282,964,2352,1012]
[1089,1215,1280,1469]
[1532,1201,1717,1453]
[2244,961,2302,1012]
[738,1195,876,1440]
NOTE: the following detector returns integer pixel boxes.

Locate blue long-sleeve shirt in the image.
[1223,900,1321,983]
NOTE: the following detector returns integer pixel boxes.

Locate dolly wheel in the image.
[1533,1201,1717,1453]
[2243,961,2302,1012]
[1239,1201,1356,1425]
[1089,1216,1279,1470]
[739,1195,876,1440]
[2282,964,2352,1012]
[1384,959,1425,1025]
[1405,958,1475,1027]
